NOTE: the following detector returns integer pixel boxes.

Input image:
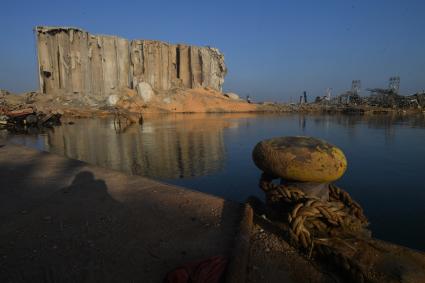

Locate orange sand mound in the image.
[142,88,257,113]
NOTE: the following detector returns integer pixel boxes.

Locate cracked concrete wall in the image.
[36,26,227,97]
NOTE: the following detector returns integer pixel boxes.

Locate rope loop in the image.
[259,173,369,251]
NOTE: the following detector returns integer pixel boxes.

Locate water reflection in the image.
[306,113,425,143]
[6,114,253,179]
[5,113,424,178]
[60,115,231,178]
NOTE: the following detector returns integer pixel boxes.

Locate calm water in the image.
[3,113,425,250]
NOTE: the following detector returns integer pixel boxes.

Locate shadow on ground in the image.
[0,143,242,282]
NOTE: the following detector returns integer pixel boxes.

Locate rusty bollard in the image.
[251,136,425,283]
[252,136,369,249]
[253,136,347,200]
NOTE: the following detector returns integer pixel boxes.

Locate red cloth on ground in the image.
[164,255,228,283]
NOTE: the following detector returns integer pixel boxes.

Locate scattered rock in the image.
[162,97,171,104]
[107,95,119,106]
[224,92,240,100]
[136,82,154,102]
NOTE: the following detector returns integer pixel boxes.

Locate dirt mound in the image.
[141,88,257,113]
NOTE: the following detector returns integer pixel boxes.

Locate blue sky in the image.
[1,0,424,101]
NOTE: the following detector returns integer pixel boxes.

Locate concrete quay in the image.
[0,142,242,282]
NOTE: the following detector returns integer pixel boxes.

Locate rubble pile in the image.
[312,90,425,111]
[409,92,425,108]
[0,106,61,133]
[366,92,422,108]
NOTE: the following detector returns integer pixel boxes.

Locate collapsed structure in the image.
[313,77,425,109]
[35,26,227,98]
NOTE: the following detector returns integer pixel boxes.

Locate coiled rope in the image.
[259,173,369,251]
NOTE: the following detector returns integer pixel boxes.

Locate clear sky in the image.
[1,0,424,101]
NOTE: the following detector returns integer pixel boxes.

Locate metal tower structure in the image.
[388,76,400,94]
[325,88,332,101]
[351,80,361,95]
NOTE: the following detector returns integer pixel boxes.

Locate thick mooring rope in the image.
[259,173,369,251]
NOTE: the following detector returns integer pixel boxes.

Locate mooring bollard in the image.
[253,136,348,201]
[252,137,370,271]
[251,136,425,283]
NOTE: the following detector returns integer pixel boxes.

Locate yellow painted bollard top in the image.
[252,136,347,183]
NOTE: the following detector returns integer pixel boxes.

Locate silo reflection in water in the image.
[35,114,234,179]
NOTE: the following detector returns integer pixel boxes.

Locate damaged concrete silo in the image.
[35,26,227,98]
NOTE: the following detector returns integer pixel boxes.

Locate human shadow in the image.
[0,151,248,283]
